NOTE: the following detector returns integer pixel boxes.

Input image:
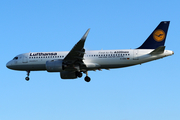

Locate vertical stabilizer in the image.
[137,21,170,49]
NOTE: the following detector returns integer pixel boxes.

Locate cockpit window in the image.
[13,57,18,60]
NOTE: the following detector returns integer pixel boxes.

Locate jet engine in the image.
[60,71,77,79]
[46,60,64,72]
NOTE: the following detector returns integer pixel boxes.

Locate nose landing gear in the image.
[25,70,30,81]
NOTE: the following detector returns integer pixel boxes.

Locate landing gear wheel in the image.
[78,72,83,78]
[76,72,83,78]
[25,77,30,81]
[84,76,91,82]
[25,70,30,81]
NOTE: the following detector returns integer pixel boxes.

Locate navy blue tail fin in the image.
[137,21,170,49]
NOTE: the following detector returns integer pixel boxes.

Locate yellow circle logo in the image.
[153,29,165,42]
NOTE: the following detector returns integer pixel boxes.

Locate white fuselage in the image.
[6,21,173,82]
[6,49,174,71]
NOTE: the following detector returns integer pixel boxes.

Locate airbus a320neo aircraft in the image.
[6,21,174,82]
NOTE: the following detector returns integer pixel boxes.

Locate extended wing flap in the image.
[150,46,165,55]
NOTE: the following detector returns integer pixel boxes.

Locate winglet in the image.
[81,28,90,41]
[150,46,165,55]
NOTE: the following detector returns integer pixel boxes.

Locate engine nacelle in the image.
[60,71,77,79]
[46,60,64,72]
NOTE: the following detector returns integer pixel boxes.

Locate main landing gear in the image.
[84,76,91,82]
[76,71,83,78]
[76,71,91,82]
[84,71,91,82]
[25,70,30,81]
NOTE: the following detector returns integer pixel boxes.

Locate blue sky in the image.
[1,0,180,120]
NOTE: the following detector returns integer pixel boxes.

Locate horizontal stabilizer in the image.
[150,46,165,55]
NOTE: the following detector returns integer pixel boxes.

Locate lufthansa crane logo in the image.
[153,29,165,42]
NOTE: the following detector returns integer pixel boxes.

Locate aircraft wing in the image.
[63,29,90,66]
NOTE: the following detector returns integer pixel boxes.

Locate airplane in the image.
[6,21,174,82]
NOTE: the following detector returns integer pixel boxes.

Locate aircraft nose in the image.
[6,61,12,69]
